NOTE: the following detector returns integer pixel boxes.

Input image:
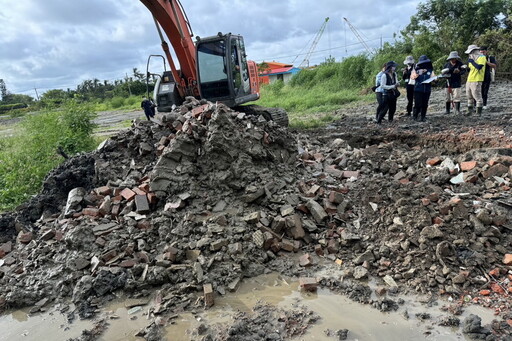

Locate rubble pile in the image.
[0,97,305,316]
[0,95,512,336]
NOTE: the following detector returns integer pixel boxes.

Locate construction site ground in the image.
[1,80,512,341]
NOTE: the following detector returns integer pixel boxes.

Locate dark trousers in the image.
[376,95,397,123]
[375,92,384,120]
[482,80,491,106]
[406,84,415,114]
[413,91,431,120]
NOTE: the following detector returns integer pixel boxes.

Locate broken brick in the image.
[299,277,318,292]
[503,254,512,266]
[426,157,442,166]
[460,161,477,171]
[299,253,313,267]
[95,186,111,196]
[204,283,214,308]
[120,188,136,201]
[83,207,100,217]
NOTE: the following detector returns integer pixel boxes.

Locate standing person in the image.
[479,46,497,109]
[411,55,434,122]
[141,97,155,121]
[465,44,486,115]
[374,63,387,121]
[402,56,415,116]
[376,61,400,124]
[442,51,466,115]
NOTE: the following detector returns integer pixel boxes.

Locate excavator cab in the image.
[196,34,259,107]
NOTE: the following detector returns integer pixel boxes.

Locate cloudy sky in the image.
[0,0,420,97]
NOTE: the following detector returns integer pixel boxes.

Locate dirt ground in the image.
[1,81,512,340]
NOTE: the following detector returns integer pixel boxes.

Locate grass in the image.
[255,81,373,129]
[0,102,98,211]
[91,95,141,111]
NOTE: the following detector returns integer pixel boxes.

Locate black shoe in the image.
[420,117,426,122]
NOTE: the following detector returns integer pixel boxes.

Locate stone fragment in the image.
[420,225,444,239]
[228,278,240,292]
[18,231,33,244]
[280,239,295,252]
[353,266,368,280]
[306,200,328,223]
[135,195,150,214]
[243,211,261,224]
[354,250,375,265]
[64,187,87,217]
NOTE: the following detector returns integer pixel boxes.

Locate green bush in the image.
[0,100,98,211]
[0,103,27,113]
[110,96,125,108]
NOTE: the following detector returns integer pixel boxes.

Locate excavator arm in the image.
[139,0,198,98]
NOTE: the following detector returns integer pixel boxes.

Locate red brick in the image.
[147,192,158,205]
[460,161,477,171]
[421,198,431,206]
[426,157,442,166]
[95,186,111,196]
[490,282,505,294]
[120,188,136,201]
[479,289,491,296]
[432,217,444,225]
[132,187,146,196]
[0,249,5,259]
[489,268,500,277]
[40,230,55,241]
[101,250,117,263]
[138,183,150,193]
[83,207,100,217]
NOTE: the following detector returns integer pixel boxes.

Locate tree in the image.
[402,0,510,55]
[0,79,9,101]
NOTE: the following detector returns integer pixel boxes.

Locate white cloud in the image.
[0,0,420,95]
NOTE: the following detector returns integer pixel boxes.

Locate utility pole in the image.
[34,87,40,100]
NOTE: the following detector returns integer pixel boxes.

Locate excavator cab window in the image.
[197,40,230,99]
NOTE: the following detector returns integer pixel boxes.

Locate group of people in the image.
[374,44,497,124]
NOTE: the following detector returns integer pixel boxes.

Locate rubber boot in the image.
[467,106,474,116]
[455,102,461,115]
[476,106,483,116]
[445,102,451,115]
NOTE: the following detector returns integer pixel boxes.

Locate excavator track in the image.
[236,105,289,128]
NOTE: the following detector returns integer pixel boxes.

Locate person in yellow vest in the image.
[464,44,486,115]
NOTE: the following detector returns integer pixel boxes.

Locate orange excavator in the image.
[139,0,288,126]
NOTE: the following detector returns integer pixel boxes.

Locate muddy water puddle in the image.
[0,273,495,341]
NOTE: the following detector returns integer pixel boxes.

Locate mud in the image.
[0,81,512,340]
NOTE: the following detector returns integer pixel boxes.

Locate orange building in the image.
[258,62,300,85]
